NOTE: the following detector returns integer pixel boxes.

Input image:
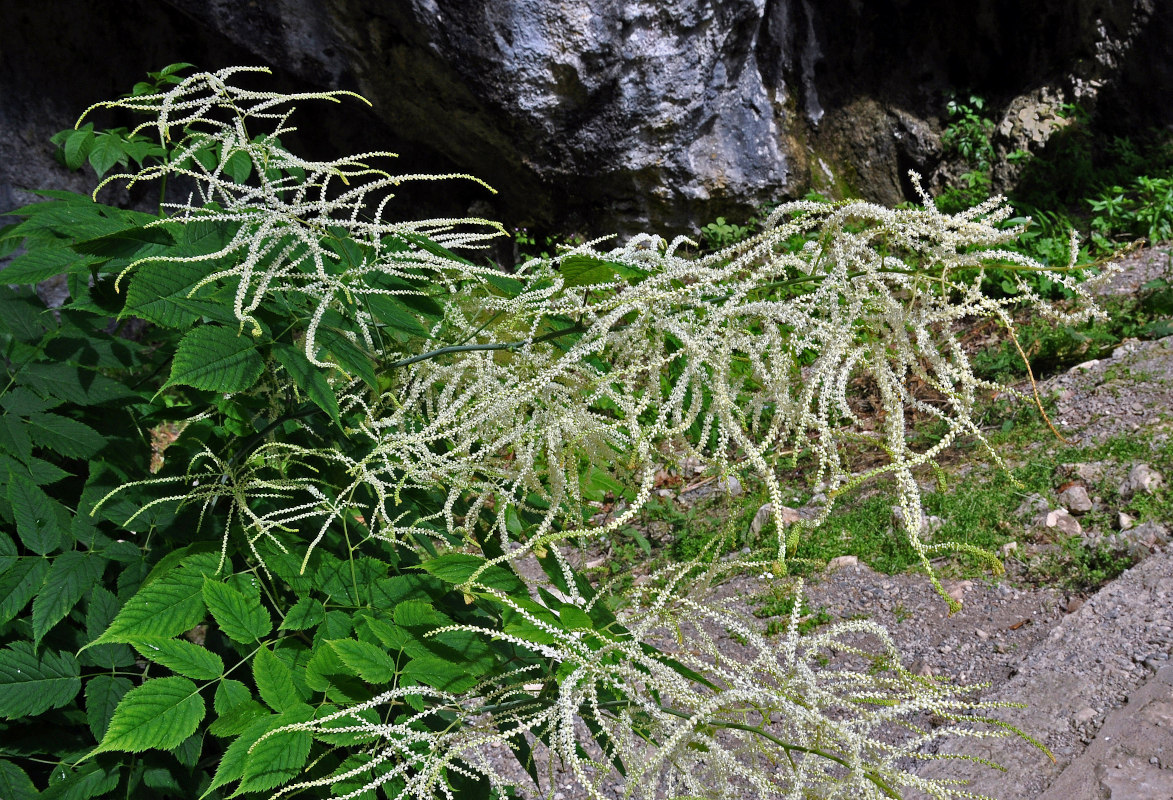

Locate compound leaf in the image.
[327,639,397,684]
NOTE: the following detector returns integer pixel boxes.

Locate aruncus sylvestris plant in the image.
[0,67,1115,799]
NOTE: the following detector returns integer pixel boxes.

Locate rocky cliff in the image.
[1,0,1168,241]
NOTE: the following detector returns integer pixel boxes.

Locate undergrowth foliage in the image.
[0,67,1115,799]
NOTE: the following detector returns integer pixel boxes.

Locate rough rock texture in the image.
[2,0,1171,237]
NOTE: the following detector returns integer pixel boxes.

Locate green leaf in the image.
[41,761,119,800]
[314,325,377,388]
[392,599,451,630]
[91,552,219,645]
[63,127,95,170]
[0,758,39,800]
[71,224,173,259]
[166,326,264,393]
[418,553,526,594]
[326,639,397,684]
[239,726,312,794]
[223,149,253,183]
[279,597,325,631]
[207,706,314,794]
[124,261,220,328]
[253,645,301,712]
[0,247,91,285]
[363,294,430,338]
[84,586,136,669]
[272,344,341,427]
[85,674,133,740]
[0,533,17,574]
[401,654,479,693]
[0,558,49,626]
[32,550,105,647]
[130,637,224,680]
[93,676,204,753]
[202,579,272,644]
[88,133,125,177]
[0,416,33,462]
[0,641,81,718]
[214,679,252,716]
[25,412,106,459]
[9,474,64,554]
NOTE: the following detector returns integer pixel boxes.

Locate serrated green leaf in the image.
[0,416,33,463]
[88,133,125,177]
[327,639,397,684]
[130,637,224,680]
[401,654,479,693]
[91,552,219,645]
[207,706,313,794]
[63,127,94,170]
[313,325,377,389]
[279,596,325,631]
[272,344,341,427]
[418,553,526,594]
[363,294,430,338]
[94,676,204,754]
[21,362,141,406]
[9,474,64,554]
[0,641,81,718]
[41,760,119,800]
[213,679,251,716]
[0,558,49,626]
[223,149,253,183]
[24,413,106,460]
[207,699,269,738]
[166,326,264,393]
[0,758,39,800]
[0,533,17,574]
[0,292,54,341]
[239,726,312,793]
[85,674,133,740]
[71,224,173,259]
[124,261,219,328]
[253,645,301,712]
[392,599,451,630]
[32,550,105,647]
[559,254,649,287]
[84,585,135,669]
[202,579,271,644]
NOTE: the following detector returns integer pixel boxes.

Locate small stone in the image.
[999,541,1019,557]
[1057,462,1106,484]
[1066,596,1085,614]
[750,503,802,536]
[826,555,859,571]
[945,580,973,602]
[1057,484,1093,514]
[1120,521,1170,559]
[717,475,743,496]
[1119,512,1135,530]
[1044,508,1083,537]
[909,659,933,677]
[1015,492,1049,518]
[1074,707,1097,724]
[995,643,1008,654]
[1119,463,1163,499]
[975,628,990,641]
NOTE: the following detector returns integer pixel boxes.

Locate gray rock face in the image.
[2,0,1171,239]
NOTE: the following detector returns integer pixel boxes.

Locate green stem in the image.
[385,324,588,370]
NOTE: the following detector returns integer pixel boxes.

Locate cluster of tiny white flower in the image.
[91,69,1112,799]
